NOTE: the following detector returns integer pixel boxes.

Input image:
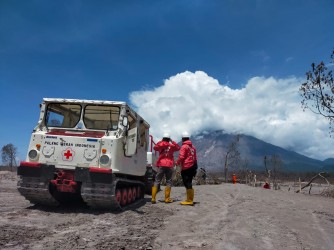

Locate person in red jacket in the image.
[263,181,270,189]
[176,131,197,206]
[151,132,180,204]
[232,174,237,184]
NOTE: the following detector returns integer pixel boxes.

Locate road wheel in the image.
[131,187,137,202]
[121,188,127,207]
[115,189,122,205]
[127,187,133,204]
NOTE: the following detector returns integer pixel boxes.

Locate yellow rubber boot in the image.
[151,186,158,204]
[164,186,173,203]
[189,188,194,202]
[180,189,194,206]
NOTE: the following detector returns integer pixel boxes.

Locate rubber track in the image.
[17,177,59,206]
[81,178,145,211]
[18,176,145,210]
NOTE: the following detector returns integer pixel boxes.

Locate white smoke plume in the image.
[130,71,333,160]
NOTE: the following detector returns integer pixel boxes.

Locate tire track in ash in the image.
[311,210,334,248]
[154,184,242,250]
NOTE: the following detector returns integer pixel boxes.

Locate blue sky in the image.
[0,0,333,162]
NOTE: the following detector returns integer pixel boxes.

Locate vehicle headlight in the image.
[99,155,110,165]
[28,149,39,161]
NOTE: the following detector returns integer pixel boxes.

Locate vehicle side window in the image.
[139,122,148,148]
[127,114,136,130]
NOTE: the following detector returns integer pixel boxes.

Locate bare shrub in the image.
[321,187,334,198]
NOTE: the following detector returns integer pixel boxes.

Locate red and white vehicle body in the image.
[17,98,156,210]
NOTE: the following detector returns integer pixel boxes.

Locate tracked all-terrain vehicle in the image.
[17,98,157,210]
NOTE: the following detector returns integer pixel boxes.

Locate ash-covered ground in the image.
[1,171,333,250]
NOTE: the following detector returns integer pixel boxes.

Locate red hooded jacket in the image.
[154,140,180,168]
[176,140,197,171]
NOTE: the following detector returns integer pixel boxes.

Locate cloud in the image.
[250,50,270,62]
[326,62,334,68]
[285,57,294,62]
[130,71,333,160]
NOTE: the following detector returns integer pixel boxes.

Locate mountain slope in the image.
[321,158,334,173]
[192,130,325,172]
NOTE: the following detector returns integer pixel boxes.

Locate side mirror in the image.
[122,116,128,127]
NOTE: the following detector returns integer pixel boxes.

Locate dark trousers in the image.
[154,167,173,187]
[181,166,197,189]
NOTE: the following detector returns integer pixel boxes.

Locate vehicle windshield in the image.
[44,103,120,130]
[45,103,81,128]
[83,105,120,130]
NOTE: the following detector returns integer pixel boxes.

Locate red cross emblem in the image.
[62,148,75,161]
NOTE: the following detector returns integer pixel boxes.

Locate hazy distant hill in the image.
[321,158,334,173]
[192,130,330,173]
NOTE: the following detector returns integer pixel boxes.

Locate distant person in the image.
[151,133,180,204]
[176,131,197,206]
[263,181,270,189]
[232,174,237,184]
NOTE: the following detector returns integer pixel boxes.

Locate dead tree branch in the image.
[296,172,330,193]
